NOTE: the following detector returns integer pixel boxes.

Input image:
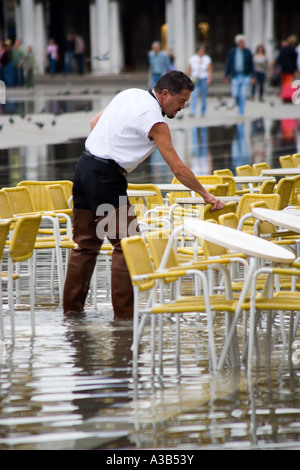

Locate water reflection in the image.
[0,99,94,116]
[0,115,300,450]
[1,118,299,187]
[231,123,250,171]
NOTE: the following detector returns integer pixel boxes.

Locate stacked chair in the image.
[119,162,300,378]
[0,180,76,341]
[2,159,300,378]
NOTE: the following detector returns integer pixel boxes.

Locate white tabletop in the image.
[233,176,276,184]
[127,190,156,197]
[155,183,214,192]
[175,196,241,205]
[261,168,300,176]
[251,208,300,234]
[183,218,295,263]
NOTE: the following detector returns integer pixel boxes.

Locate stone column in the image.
[17,0,46,74]
[185,0,196,64]
[94,0,110,74]
[264,0,275,61]
[110,0,123,74]
[252,0,264,52]
[34,1,47,74]
[243,0,251,47]
[19,0,35,49]
[172,0,186,71]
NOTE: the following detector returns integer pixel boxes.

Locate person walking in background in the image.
[46,38,59,75]
[1,39,14,86]
[23,45,35,92]
[276,35,298,102]
[148,41,171,87]
[0,40,4,81]
[251,44,268,102]
[74,34,85,75]
[64,33,75,74]
[187,44,212,117]
[12,39,25,87]
[224,34,255,115]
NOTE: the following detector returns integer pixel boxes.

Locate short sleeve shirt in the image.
[85,89,166,173]
[188,54,211,79]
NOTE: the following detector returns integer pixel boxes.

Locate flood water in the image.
[0,95,300,451]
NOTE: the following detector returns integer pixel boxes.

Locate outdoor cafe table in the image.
[251,207,300,234]
[158,218,296,371]
[127,189,156,209]
[261,168,300,177]
[233,175,276,192]
[156,183,215,192]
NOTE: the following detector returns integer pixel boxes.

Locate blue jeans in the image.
[49,58,56,75]
[251,71,265,100]
[231,74,251,115]
[190,78,208,116]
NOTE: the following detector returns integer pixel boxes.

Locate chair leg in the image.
[0,267,3,342]
[8,258,15,340]
[28,258,35,336]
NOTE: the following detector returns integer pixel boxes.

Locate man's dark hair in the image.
[154,70,194,95]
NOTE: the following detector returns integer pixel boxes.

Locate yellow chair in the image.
[292,153,300,167]
[214,175,237,196]
[0,219,13,340]
[236,164,255,177]
[169,175,223,204]
[203,201,237,222]
[236,164,256,191]
[236,193,281,234]
[208,183,229,196]
[45,184,73,216]
[213,168,233,177]
[279,155,294,168]
[288,175,300,205]
[252,162,270,176]
[247,263,300,373]
[274,177,296,209]
[17,180,73,212]
[121,234,239,374]
[3,186,75,303]
[1,214,42,338]
[258,179,276,194]
[218,212,239,229]
[127,183,164,209]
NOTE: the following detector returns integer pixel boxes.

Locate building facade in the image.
[0,0,299,75]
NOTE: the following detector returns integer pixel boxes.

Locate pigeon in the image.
[9,117,14,124]
[35,122,44,129]
[94,52,109,61]
[0,124,3,131]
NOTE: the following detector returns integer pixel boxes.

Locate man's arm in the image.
[90,108,106,131]
[149,122,225,211]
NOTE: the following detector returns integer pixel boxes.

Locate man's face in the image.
[161,89,191,119]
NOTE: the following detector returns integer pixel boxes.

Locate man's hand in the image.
[203,193,225,211]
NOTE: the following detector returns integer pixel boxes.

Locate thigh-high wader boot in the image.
[63,208,102,316]
[102,204,140,320]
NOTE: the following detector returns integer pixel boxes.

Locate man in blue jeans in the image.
[225,35,255,115]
